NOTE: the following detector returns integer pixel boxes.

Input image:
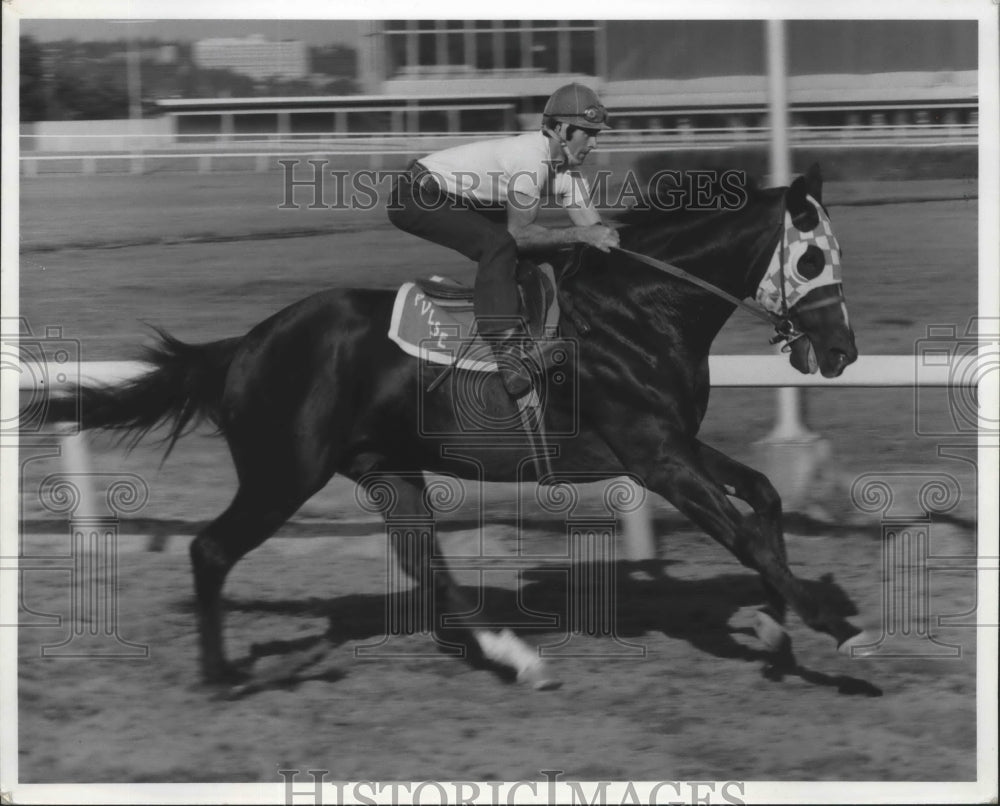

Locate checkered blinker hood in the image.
[755,195,843,315]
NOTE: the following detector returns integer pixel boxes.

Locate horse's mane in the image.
[612,172,773,235]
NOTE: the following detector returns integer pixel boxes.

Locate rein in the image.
[612,213,839,350]
[612,247,780,330]
[611,245,805,349]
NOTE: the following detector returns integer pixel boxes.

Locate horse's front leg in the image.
[693,440,790,649]
[641,443,865,654]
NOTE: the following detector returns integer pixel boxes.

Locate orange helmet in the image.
[543,83,611,130]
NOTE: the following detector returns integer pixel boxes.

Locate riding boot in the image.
[485,326,550,480]
[486,326,535,402]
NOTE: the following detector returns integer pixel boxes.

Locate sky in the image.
[19,19,362,47]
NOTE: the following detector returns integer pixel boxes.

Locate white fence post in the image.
[620,477,655,563]
[58,427,99,518]
[765,18,814,442]
[754,19,829,512]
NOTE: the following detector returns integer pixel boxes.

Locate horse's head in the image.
[756,164,858,378]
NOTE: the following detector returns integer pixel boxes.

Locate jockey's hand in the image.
[583,225,620,253]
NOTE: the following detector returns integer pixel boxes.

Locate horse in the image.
[45,163,869,691]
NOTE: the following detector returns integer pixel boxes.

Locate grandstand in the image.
[155,20,978,141]
[19,19,978,167]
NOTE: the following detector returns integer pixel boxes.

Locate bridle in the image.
[613,195,844,350]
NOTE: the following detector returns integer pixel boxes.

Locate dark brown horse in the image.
[47,164,869,691]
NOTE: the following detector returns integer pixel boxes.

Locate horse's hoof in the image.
[838,630,879,658]
[202,660,252,688]
[220,681,255,700]
[753,610,790,653]
[204,668,259,700]
[518,661,562,691]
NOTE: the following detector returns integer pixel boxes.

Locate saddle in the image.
[388,260,560,372]
[414,259,556,338]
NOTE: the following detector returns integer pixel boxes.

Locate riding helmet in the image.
[543,83,611,130]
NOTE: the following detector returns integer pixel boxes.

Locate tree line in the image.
[20,36,359,122]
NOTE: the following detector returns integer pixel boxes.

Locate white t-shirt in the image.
[418,131,589,209]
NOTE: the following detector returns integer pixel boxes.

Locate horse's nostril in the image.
[830,349,855,370]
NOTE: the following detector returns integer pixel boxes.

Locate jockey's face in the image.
[558,124,599,167]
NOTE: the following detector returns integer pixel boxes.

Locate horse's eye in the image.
[797,244,825,279]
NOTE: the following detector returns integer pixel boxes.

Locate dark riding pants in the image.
[388,171,520,335]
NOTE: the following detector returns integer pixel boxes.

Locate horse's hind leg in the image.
[190,487,301,683]
[356,469,559,689]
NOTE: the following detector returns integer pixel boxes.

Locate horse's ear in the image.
[805,162,823,203]
[787,175,808,214]
[786,173,820,229]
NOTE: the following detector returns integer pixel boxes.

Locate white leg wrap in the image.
[475,628,537,675]
[474,629,561,690]
[838,629,879,658]
[753,609,790,652]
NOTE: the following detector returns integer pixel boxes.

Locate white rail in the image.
[17,355,970,393]
[15,355,979,554]
[19,124,977,144]
[18,124,978,176]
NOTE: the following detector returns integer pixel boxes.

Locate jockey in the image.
[388,82,620,405]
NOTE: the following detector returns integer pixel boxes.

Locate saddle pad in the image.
[388,267,560,372]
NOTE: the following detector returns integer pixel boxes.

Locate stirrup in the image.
[488,327,535,399]
[515,388,540,413]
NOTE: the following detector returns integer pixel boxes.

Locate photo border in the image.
[2,0,997,802]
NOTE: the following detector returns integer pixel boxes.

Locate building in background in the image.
[360,20,602,99]
[602,20,977,130]
[148,19,977,143]
[192,34,308,81]
[356,19,976,127]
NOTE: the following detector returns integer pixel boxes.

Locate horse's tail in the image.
[46,328,241,459]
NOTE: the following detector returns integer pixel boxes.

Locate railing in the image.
[19,119,978,176]
[18,353,977,552]
[20,123,978,151]
[25,355,966,391]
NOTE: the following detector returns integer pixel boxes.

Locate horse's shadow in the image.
[220,562,881,698]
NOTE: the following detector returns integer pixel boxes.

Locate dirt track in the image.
[18,523,978,782]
